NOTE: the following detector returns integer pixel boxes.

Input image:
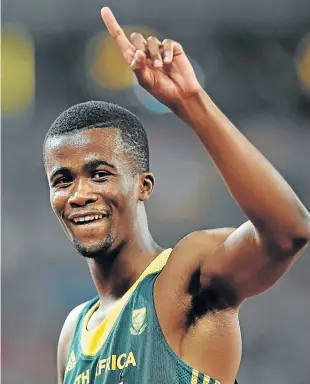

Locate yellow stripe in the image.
[81,249,172,356]
[191,369,199,384]
[203,375,210,384]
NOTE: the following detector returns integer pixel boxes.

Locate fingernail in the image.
[130,59,137,68]
[153,59,162,68]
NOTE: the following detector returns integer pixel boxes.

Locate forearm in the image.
[175,88,310,245]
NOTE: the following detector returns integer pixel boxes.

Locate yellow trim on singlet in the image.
[191,369,199,384]
[203,375,220,384]
[80,248,172,356]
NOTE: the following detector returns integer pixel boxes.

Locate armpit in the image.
[186,268,239,328]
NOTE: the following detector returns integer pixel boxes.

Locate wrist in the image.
[172,87,212,124]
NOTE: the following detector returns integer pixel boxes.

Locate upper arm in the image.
[154,227,236,327]
[200,221,309,303]
[57,302,88,384]
[156,222,309,319]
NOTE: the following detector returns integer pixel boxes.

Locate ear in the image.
[139,172,155,201]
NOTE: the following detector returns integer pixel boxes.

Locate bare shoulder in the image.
[57,301,89,384]
[154,228,235,321]
[177,228,236,254]
[161,227,236,287]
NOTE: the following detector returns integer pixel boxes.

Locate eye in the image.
[92,170,110,181]
[52,176,72,187]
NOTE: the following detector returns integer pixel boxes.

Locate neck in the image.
[86,231,163,305]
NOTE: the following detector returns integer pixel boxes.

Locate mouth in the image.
[69,213,108,226]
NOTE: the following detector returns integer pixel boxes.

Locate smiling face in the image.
[44,128,153,258]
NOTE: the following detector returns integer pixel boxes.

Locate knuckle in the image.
[164,39,174,46]
[131,32,142,40]
[112,28,122,40]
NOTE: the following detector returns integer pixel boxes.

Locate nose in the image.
[68,179,98,207]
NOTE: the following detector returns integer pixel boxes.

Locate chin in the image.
[73,234,115,259]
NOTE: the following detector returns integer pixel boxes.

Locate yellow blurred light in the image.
[296,33,310,92]
[1,26,35,115]
[297,49,310,88]
[88,27,160,91]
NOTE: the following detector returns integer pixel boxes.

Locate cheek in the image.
[104,178,137,205]
[50,189,68,216]
[116,174,140,200]
[106,189,136,219]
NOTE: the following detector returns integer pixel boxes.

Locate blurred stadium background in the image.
[2,0,310,383]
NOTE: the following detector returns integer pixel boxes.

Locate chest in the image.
[63,272,232,384]
[64,307,174,384]
[64,281,161,384]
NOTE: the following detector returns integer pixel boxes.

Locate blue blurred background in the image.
[2,0,310,383]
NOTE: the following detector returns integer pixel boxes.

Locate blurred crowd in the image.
[2,0,310,383]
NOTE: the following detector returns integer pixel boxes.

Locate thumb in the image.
[130,50,147,71]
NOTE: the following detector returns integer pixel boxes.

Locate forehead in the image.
[44,128,128,174]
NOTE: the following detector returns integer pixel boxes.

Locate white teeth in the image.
[72,214,105,223]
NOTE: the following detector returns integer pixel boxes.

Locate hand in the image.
[101,7,202,109]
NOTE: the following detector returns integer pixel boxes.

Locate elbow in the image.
[260,211,310,258]
[293,211,310,247]
[279,212,310,254]
[289,233,310,252]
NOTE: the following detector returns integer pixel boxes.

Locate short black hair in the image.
[44,100,149,172]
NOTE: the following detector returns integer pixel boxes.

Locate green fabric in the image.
[64,272,237,384]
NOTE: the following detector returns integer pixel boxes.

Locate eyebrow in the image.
[49,159,117,183]
[49,167,71,183]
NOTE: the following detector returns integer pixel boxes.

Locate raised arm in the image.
[101,8,310,304]
[174,90,310,302]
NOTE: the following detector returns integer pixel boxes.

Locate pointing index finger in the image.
[101,7,132,54]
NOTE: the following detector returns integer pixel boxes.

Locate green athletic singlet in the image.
[64,249,238,384]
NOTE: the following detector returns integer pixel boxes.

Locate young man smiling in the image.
[44,7,310,384]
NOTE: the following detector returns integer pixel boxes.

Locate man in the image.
[44,7,310,384]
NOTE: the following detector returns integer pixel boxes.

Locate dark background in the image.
[2,0,310,383]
